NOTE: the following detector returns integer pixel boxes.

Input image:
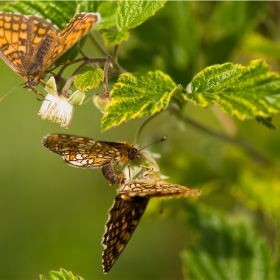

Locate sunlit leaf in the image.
[40,268,84,280]
[101,71,179,131]
[74,66,103,91]
[117,0,166,31]
[101,29,129,46]
[184,59,280,120]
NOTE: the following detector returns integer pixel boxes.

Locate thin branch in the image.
[103,56,112,98]
[169,105,271,166]
[134,114,160,145]
[61,61,88,96]
[111,45,126,73]
[88,31,109,56]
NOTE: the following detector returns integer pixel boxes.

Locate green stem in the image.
[169,105,271,166]
[134,114,160,145]
[88,32,109,56]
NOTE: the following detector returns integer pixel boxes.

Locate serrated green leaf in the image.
[101,29,129,46]
[101,71,178,131]
[183,206,273,280]
[40,268,84,280]
[0,1,77,30]
[184,59,280,120]
[117,0,166,31]
[74,66,104,91]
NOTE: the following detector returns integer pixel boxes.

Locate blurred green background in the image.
[1,1,280,279]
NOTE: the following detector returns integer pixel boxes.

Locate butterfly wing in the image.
[42,133,121,168]
[119,176,202,198]
[0,13,58,78]
[102,195,149,273]
[44,13,100,69]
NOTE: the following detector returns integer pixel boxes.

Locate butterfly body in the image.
[0,12,100,93]
[102,164,125,185]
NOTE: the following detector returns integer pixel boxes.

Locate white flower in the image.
[39,93,74,128]
[38,77,85,128]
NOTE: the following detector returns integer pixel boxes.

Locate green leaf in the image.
[95,1,118,29]
[184,59,280,120]
[101,29,130,46]
[204,2,267,65]
[166,2,199,69]
[0,1,77,30]
[74,66,104,91]
[232,169,280,214]
[183,206,273,280]
[40,268,84,280]
[101,71,179,131]
[242,32,280,61]
[117,0,166,31]
[255,116,275,129]
[79,1,118,30]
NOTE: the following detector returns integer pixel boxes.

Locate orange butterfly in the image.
[42,133,145,185]
[102,174,202,272]
[0,12,100,94]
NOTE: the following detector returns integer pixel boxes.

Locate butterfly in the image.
[0,12,100,94]
[42,133,145,185]
[102,194,150,273]
[118,173,202,199]
[102,174,202,272]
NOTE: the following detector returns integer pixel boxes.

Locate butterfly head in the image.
[25,78,38,90]
[128,147,142,160]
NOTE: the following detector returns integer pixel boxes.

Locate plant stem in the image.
[88,32,109,56]
[134,114,160,145]
[183,114,270,166]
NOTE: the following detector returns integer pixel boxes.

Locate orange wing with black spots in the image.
[44,13,99,69]
[0,13,57,77]
[102,195,149,273]
[0,12,100,93]
[42,133,137,168]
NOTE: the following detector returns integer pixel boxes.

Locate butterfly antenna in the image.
[0,82,25,102]
[138,136,167,152]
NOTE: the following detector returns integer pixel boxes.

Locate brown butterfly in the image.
[118,173,202,199]
[102,195,149,273]
[0,12,100,95]
[102,174,202,272]
[42,133,145,185]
